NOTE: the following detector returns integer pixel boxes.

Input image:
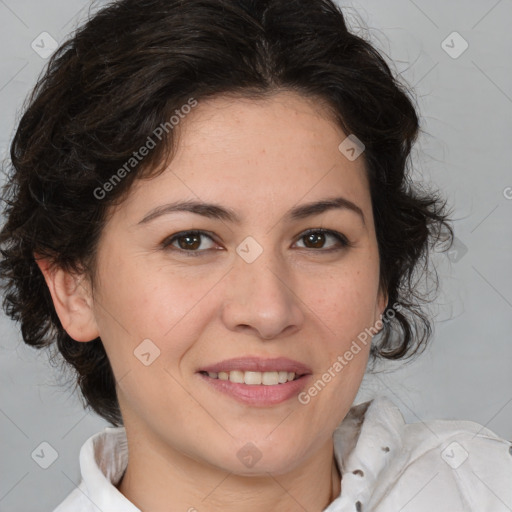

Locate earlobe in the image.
[34,254,100,342]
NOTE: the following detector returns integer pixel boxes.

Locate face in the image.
[82,91,386,475]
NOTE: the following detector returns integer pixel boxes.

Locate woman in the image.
[1,0,510,511]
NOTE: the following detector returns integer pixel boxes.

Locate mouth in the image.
[196,357,312,406]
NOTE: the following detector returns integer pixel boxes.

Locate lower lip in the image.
[198,373,311,406]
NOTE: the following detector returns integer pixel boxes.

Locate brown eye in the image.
[176,233,201,250]
[162,230,218,255]
[303,231,327,249]
[295,229,350,251]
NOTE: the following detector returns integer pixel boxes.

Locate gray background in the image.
[1,1,511,510]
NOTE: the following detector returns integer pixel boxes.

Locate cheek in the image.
[93,253,222,368]
[305,259,380,337]
[94,251,175,331]
[93,257,206,417]
[301,261,380,400]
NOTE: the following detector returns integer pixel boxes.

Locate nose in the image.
[220,247,304,340]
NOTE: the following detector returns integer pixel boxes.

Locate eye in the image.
[294,228,351,251]
[161,230,219,256]
[161,228,352,257]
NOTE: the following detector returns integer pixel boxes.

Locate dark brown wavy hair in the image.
[0,0,453,426]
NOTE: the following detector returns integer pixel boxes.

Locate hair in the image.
[0,0,453,427]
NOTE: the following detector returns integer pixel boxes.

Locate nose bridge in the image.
[221,235,303,338]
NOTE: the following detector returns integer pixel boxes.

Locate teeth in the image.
[262,371,279,385]
[244,371,262,385]
[206,370,297,385]
[230,370,244,384]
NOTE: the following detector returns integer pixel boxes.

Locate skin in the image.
[38,90,387,512]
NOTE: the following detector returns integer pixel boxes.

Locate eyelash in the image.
[161,228,352,257]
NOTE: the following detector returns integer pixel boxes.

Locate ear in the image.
[375,286,389,324]
[34,254,100,342]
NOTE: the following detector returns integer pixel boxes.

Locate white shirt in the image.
[53,395,512,512]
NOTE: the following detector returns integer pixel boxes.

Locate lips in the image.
[196,357,313,405]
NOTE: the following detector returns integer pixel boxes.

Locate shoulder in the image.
[52,426,138,512]
[52,485,89,512]
[369,396,512,512]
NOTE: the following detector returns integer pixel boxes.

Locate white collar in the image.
[327,396,405,510]
[76,395,404,511]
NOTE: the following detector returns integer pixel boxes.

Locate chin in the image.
[206,437,308,476]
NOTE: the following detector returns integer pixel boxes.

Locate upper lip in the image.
[198,357,312,375]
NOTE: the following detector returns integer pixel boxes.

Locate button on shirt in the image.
[52,396,512,512]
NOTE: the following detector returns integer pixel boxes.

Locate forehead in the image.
[112,91,371,226]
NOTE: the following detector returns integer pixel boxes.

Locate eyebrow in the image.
[138,196,365,226]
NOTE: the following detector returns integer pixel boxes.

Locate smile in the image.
[199,370,300,385]
[197,358,312,406]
